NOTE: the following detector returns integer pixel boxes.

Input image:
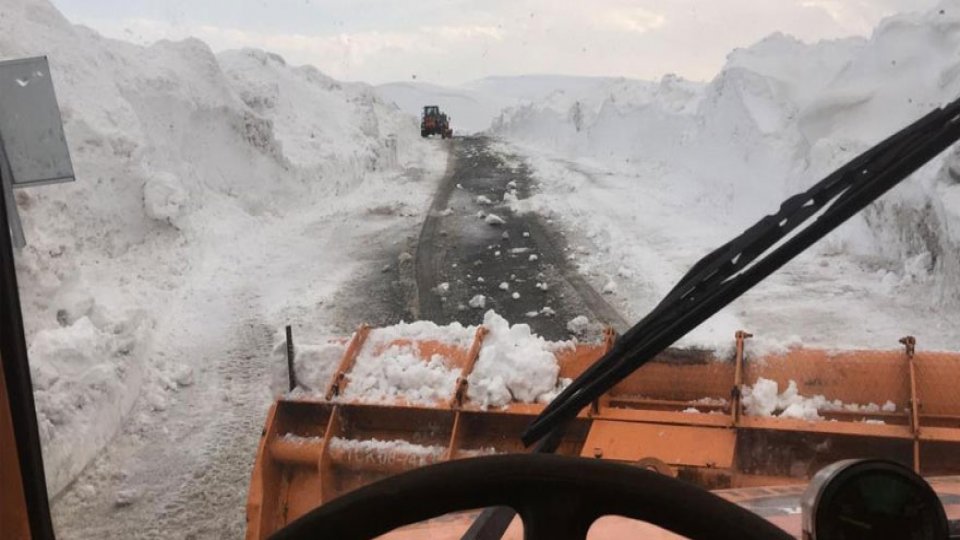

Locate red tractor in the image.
[420,105,452,139]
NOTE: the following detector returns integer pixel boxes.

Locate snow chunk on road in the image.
[566,315,591,335]
[467,311,567,408]
[469,294,487,309]
[475,195,493,205]
[484,213,506,226]
[434,282,450,296]
[143,171,188,227]
[499,281,510,290]
[602,279,617,294]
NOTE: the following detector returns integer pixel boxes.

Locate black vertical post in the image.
[285,325,296,392]
[0,169,55,538]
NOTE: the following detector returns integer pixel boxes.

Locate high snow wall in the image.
[1,0,429,495]
[493,3,960,308]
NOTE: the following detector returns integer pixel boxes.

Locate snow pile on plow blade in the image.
[246,316,960,539]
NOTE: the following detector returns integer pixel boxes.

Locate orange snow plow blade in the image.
[245,327,960,539]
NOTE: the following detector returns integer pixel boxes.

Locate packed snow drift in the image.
[3,0,445,496]
[489,1,960,353]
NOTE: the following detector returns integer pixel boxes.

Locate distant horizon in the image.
[51,0,942,86]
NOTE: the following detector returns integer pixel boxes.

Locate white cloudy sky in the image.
[51,0,940,85]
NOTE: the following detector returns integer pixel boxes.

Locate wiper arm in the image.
[523,96,960,446]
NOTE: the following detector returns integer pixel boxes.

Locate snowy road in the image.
[414,136,626,340]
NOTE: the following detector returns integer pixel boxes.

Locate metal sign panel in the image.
[0,143,22,247]
[0,56,74,187]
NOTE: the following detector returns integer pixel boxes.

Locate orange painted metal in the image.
[324,324,371,400]
[450,326,489,408]
[269,437,322,466]
[245,326,960,539]
[0,352,31,540]
[581,420,736,468]
[904,336,922,471]
[731,330,750,424]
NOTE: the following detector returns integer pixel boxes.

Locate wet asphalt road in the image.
[414,136,625,340]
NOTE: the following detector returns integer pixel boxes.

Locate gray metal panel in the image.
[0,130,25,248]
[0,56,74,187]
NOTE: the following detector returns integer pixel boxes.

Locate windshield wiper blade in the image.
[522,96,960,447]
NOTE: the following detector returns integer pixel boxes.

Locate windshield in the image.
[4,1,960,539]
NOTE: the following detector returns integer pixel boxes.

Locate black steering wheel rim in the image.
[270,454,793,540]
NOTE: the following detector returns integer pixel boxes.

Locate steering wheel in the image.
[270,454,794,540]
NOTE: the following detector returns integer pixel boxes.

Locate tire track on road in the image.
[414,136,627,339]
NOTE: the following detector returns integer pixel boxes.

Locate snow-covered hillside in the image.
[491,2,960,352]
[2,0,445,496]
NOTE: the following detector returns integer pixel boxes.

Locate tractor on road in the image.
[420,105,452,139]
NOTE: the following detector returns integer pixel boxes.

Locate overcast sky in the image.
[51,0,940,85]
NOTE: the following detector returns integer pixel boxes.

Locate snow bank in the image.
[491,1,960,351]
[467,311,570,408]
[28,317,147,492]
[3,0,438,495]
